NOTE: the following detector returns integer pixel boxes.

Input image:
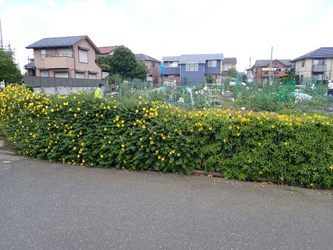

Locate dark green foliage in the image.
[0,47,23,83]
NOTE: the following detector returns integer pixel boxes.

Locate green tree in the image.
[96,55,112,72]
[205,74,214,83]
[132,61,150,80]
[227,68,238,78]
[0,47,22,83]
[109,45,138,79]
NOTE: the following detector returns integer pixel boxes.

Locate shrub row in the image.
[1,85,333,188]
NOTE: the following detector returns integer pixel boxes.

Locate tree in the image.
[96,55,112,72]
[132,61,150,80]
[109,45,138,79]
[0,47,22,83]
[227,68,238,78]
[205,74,214,83]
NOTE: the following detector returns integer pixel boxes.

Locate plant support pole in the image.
[269,47,273,84]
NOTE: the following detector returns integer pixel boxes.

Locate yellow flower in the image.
[177,153,180,157]
[77,155,80,158]
[139,96,142,99]
[104,127,107,131]
[248,159,252,163]
[77,108,80,111]
[209,127,212,130]
[284,142,288,145]
[271,125,275,128]
[140,138,142,141]
[280,177,284,180]
[330,166,333,170]
[121,144,125,147]
[161,158,164,161]
[100,155,103,158]
[81,142,84,146]
[310,183,314,187]
[259,171,262,174]
[158,156,161,159]
[258,142,262,146]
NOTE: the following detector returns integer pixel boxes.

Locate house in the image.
[162,53,224,85]
[291,47,333,83]
[96,46,118,57]
[221,57,237,78]
[135,54,161,82]
[25,35,102,79]
[252,59,292,83]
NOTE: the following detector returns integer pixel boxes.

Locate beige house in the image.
[25,35,102,79]
[221,57,237,78]
[135,54,161,82]
[291,47,333,82]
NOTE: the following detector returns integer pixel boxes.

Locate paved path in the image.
[0,142,333,250]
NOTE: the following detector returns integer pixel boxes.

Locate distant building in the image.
[291,47,333,82]
[25,35,102,79]
[252,59,292,83]
[162,53,224,85]
[221,57,237,78]
[135,54,161,81]
[96,46,118,57]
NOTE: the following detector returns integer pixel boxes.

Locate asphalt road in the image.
[0,148,332,250]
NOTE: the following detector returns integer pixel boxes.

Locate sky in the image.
[1,0,333,73]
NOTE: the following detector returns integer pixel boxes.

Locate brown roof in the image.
[98,46,118,54]
[223,57,237,64]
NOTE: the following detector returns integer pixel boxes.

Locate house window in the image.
[313,59,325,65]
[40,70,48,77]
[58,48,72,57]
[55,72,69,78]
[88,74,97,79]
[170,61,178,67]
[41,49,46,60]
[151,62,155,67]
[79,49,88,63]
[208,60,217,67]
[76,73,85,79]
[300,75,304,82]
[301,60,305,67]
[186,63,199,71]
[264,71,268,75]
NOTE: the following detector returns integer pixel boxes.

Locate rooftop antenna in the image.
[0,19,3,48]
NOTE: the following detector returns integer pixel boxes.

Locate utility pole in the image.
[0,19,3,48]
[269,47,273,84]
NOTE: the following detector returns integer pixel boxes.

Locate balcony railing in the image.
[312,64,326,72]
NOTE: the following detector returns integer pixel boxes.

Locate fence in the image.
[23,76,106,95]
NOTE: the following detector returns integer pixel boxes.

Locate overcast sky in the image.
[1,0,332,73]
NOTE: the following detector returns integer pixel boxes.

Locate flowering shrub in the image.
[1,85,333,188]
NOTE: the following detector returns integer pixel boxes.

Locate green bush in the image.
[1,85,333,188]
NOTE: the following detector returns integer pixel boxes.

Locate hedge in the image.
[1,85,333,188]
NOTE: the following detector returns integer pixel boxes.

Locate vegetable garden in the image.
[1,81,333,189]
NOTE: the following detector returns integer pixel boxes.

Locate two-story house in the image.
[291,47,333,83]
[96,46,118,57]
[252,59,292,83]
[162,54,224,85]
[135,54,161,82]
[25,35,102,79]
[221,57,237,78]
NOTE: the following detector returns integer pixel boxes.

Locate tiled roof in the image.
[135,54,161,63]
[255,59,292,67]
[26,36,87,49]
[98,46,118,54]
[179,54,223,64]
[162,54,224,64]
[24,60,35,69]
[223,57,237,64]
[162,56,180,61]
[291,47,333,62]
